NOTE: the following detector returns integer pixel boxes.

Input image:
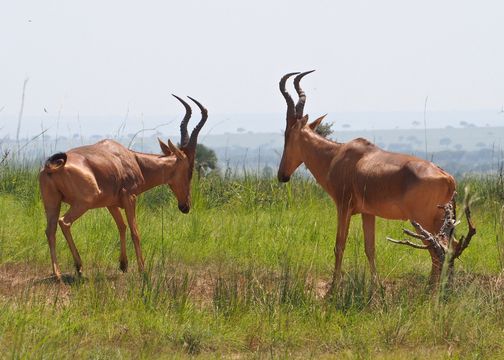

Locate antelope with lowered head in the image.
[278,71,455,291]
[39,95,208,280]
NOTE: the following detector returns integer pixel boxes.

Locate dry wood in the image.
[387,192,477,278]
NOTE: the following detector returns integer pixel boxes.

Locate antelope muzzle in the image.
[178,203,190,214]
[278,173,291,183]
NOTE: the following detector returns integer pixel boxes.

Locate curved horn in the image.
[279,72,300,123]
[294,70,315,119]
[172,94,192,147]
[186,96,208,150]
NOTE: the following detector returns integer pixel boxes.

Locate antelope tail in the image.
[44,152,67,173]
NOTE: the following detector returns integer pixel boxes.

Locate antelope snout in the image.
[178,203,190,214]
[278,173,291,183]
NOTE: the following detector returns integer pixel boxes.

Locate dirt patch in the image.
[0,262,74,306]
[1,262,503,308]
[0,262,46,294]
[190,270,216,307]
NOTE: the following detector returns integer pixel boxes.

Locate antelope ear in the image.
[300,114,309,126]
[293,115,309,130]
[168,139,186,160]
[309,114,327,131]
[158,138,172,156]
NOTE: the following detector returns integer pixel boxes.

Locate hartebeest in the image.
[39,95,208,280]
[278,71,456,290]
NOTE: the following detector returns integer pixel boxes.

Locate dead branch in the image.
[387,191,476,276]
[402,228,428,240]
[386,237,430,249]
[0,149,9,166]
[453,206,476,259]
[17,129,49,154]
[127,122,174,149]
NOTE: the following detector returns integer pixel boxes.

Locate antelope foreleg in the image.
[108,206,128,272]
[58,205,87,275]
[362,213,379,285]
[121,191,145,273]
[329,208,352,294]
[44,205,62,280]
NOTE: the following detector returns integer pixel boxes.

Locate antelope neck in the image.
[299,129,341,191]
[133,152,177,193]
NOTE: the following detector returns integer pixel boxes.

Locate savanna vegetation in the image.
[0,160,504,358]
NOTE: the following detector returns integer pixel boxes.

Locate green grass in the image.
[0,166,503,358]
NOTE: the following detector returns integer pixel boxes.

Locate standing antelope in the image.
[278,71,455,290]
[39,95,208,280]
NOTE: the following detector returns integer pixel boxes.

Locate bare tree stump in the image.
[387,191,476,289]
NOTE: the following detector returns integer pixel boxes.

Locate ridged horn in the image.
[172,94,192,147]
[279,72,300,123]
[294,70,315,119]
[186,96,208,151]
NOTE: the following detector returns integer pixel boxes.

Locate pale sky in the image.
[1,0,504,136]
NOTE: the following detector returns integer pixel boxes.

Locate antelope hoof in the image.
[325,276,343,299]
[370,275,381,290]
[324,281,337,300]
[137,260,145,274]
[52,265,63,282]
[75,264,83,277]
[54,272,63,283]
[138,266,146,278]
[120,260,128,273]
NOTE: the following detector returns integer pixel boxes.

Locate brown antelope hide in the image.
[39,95,208,280]
[278,71,456,291]
[387,192,476,286]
